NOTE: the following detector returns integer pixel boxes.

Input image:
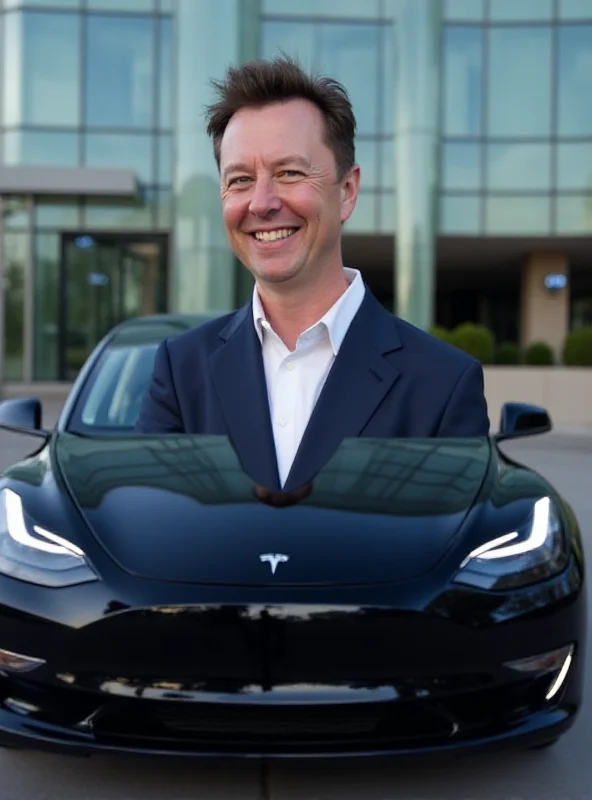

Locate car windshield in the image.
[64,314,225,435]
[71,342,159,432]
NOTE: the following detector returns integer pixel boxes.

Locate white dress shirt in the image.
[252,268,366,487]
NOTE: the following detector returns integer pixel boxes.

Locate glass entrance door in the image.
[59,233,167,380]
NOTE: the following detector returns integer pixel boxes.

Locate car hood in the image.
[54,434,492,586]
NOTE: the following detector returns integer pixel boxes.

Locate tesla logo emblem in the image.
[259,553,289,574]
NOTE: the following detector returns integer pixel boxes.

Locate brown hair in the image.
[205,55,356,180]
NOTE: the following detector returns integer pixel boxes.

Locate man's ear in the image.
[340,165,361,224]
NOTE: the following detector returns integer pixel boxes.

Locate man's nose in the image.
[248,177,282,217]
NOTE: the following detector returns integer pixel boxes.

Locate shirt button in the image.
[285,362,295,371]
[278,417,288,427]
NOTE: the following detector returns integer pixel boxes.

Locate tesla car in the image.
[0,313,586,759]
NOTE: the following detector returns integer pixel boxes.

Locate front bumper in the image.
[0,667,581,758]
[0,554,586,759]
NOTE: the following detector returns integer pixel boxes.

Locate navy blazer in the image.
[135,291,490,491]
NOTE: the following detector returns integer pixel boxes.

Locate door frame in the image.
[58,231,169,380]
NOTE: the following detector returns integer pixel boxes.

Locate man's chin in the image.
[251,263,305,286]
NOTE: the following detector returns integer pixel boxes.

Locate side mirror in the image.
[0,397,49,439]
[496,402,552,441]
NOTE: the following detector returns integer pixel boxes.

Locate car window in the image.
[77,343,159,430]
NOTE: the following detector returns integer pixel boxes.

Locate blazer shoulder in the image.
[392,315,480,369]
[164,310,242,357]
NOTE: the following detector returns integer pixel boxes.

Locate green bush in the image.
[495,341,521,365]
[449,323,495,364]
[563,327,592,366]
[524,341,554,366]
[428,325,452,344]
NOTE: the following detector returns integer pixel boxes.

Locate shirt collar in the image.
[252,267,365,355]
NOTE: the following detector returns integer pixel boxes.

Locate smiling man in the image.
[136,57,490,490]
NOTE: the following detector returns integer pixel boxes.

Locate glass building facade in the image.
[1,0,592,382]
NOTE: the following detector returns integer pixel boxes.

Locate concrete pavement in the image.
[0,402,591,799]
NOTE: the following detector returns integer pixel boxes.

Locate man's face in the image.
[219,99,359,288]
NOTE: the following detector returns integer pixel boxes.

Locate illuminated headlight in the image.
[454,496,568,590]
[0,488,96,587]
[505,644,574,701]
[0,647,45,675]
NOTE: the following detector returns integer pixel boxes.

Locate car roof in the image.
[106,311,232,346]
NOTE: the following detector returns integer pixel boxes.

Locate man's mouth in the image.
[251,228,298,242]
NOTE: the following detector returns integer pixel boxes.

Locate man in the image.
[136,56,489,491]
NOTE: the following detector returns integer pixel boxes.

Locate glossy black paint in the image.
[0,425,587,758]
[497,402,552,441]
[0,313,586,758]
[0,397,47,438]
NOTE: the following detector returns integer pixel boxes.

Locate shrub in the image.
[563,327,592,366]
[495,341,521,365]
[449,323,495,364]
[428,325,452,344]
[524,341,554,366]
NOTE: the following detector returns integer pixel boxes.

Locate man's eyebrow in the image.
[222,162,249,179]
[222,156,311,179]
[273,156,311,169]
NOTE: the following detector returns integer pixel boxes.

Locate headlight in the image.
[454,496,568,590]
[0,488,96,587]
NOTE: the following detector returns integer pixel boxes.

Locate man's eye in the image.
[228,176,251,187]
[278,170,302,179]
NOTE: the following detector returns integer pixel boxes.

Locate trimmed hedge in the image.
[563,327,592,366]
[449,322,495,364]
[524,341,554,366]
[496,341,521,365]
[425,321,592,367]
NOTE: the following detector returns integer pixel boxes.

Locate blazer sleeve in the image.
[135,340,184,432]
[435,360,490,437]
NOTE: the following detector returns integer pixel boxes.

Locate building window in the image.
[4,130,79,166]
[2,231,28,381]
[558,25,592,136]
[85,14,154,129]
[443,26,483,137]
[440,195,481,234]
[559,0,592,20]
[261,0,380,18]
[486,143,551,191]
[557,143,592,191]
[442,143,481,191]
[489,0,553,21]
[556,196,592,234]
[487,26,552,138]
[84,133,154,183]
[34,233,61,381]
[3,11,81,126]
[444,0,485,21]
[485,196,551,234]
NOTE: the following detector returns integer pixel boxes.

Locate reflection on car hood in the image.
[54,434,492,586]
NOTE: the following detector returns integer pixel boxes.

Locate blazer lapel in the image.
[209,305,280,490]
[283,293,402,491]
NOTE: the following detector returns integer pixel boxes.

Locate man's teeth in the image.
[254,228,297,242]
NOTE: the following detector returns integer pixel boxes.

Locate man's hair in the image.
[205,55,356,180]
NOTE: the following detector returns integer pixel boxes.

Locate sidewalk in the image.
[0,382,72,403]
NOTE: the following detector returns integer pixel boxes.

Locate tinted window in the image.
[76,343,159,430]
[66,315,225,433]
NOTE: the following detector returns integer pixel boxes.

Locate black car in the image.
[0,313,586,759]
